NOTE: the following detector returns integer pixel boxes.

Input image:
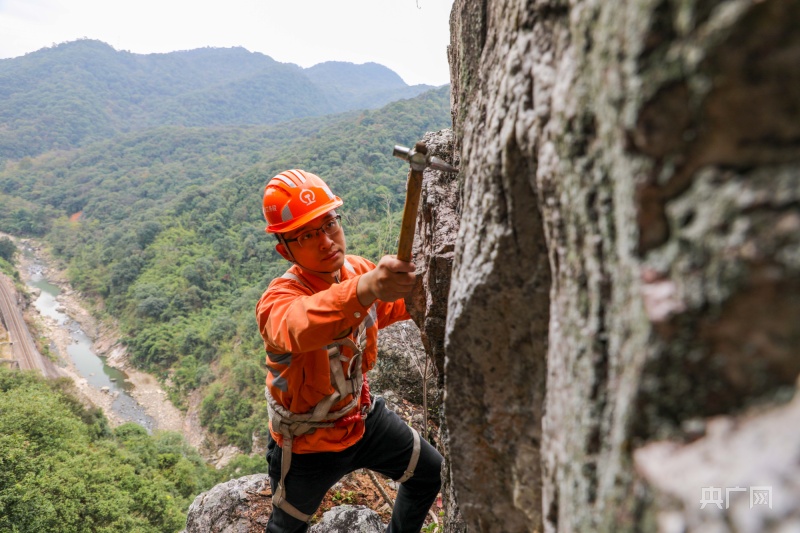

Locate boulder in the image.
[309,505,385,533]
[185,474,270,533]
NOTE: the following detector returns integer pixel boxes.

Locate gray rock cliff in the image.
[441,0,800,531]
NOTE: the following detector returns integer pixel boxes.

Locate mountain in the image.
[0,39,437,161]
[305,61,434,111]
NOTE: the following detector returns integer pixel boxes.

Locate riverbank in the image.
[16,240,209,451]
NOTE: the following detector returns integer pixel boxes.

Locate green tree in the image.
[0,237,16,262]
[0,370,212,532]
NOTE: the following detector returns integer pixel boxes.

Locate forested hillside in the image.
[0,85,452,451]
[0,39,435,160]
[0,367,269,531]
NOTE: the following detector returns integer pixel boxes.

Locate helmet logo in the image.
[299,190,316,205]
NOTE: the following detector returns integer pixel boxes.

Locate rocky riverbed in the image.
[16,241,209,451]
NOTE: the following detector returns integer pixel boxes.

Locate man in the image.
[256,169,443,533]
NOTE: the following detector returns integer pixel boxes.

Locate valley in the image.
[3,236,214,455]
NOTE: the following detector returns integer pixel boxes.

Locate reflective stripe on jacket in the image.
[256,254,409,453]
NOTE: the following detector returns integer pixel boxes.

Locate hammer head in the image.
[393,143,459,173]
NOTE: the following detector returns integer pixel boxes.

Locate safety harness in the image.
[265,262,421,523]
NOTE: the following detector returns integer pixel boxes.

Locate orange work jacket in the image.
[256,255,409,453]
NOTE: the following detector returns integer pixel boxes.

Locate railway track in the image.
[0,273,62,378]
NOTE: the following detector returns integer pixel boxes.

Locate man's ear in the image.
[275,242,291,261]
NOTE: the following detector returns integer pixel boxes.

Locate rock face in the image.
[406,129,465,532]
[184,474,270,532]
[371,320,436,408]
[441,1,800,532]
[308,505,384,533]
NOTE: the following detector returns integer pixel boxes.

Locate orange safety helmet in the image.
[262,169,343,234]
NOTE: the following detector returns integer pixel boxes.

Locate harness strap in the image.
[397,426,421,484]
[272,436,312,523]
[309,390,341,423]
[265,387,357,433]
[328,346,350,395]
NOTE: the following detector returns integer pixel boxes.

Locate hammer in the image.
[393,142,459,262]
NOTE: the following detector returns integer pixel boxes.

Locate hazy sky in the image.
[0,0,455,86]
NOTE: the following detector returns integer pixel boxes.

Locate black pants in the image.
[266,396,443,533]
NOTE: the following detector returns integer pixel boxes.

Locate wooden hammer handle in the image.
[396,168,423,262]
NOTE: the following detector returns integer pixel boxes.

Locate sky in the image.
[0,0,455,86]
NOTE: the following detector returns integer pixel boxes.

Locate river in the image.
[8,238,234,463]
[24,251,158,431]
